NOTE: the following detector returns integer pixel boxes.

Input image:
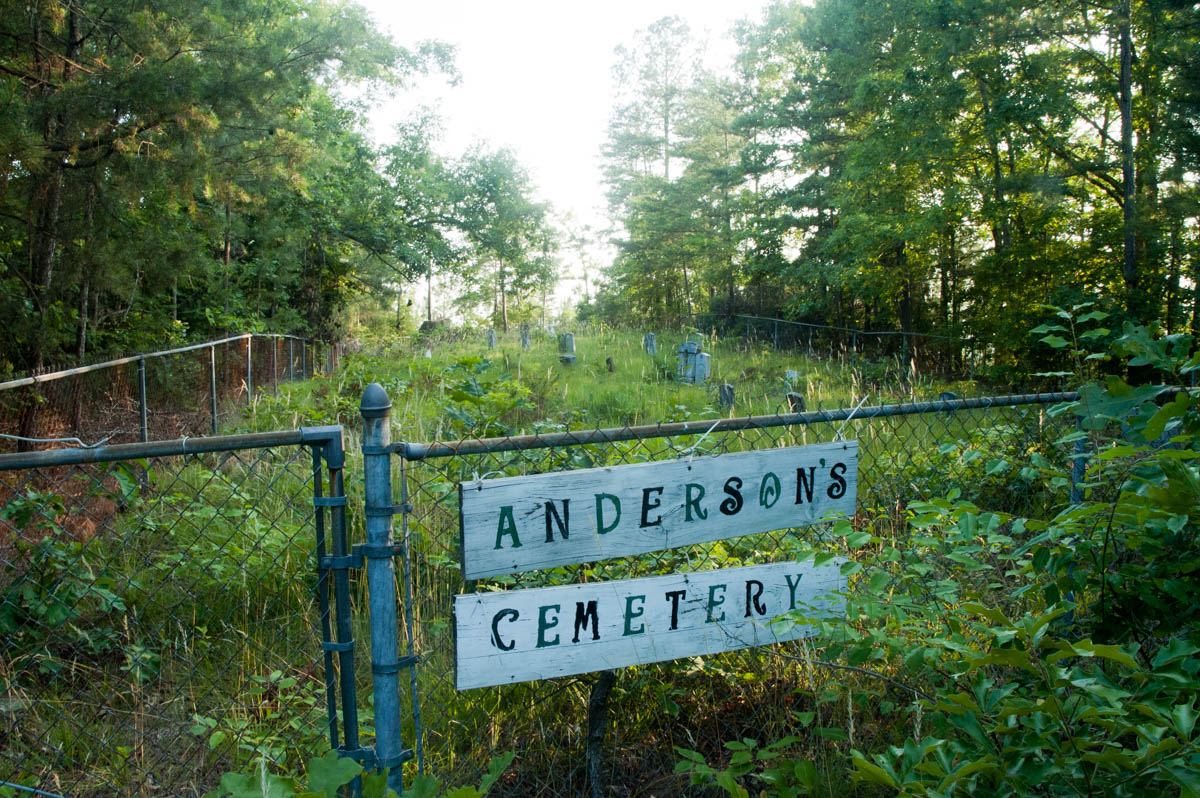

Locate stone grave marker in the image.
[643,333,656,355]
[719,383,734,408]
[787,392,806,413]
[487,328,496,349]
[676,338,701,383]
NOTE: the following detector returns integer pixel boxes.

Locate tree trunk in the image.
[1119,0,1139,316]
[499,262,509,332]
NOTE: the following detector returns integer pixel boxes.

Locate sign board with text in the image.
[458,442,857,580]
[453,559,846,689]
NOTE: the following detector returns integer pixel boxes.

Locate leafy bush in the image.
[677,313,1200,796]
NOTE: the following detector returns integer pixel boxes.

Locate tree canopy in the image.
[0,0,560,376]
[589,0,1200,372]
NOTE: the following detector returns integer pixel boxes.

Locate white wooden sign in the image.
[458,442,857,579]
[454,559,846,689]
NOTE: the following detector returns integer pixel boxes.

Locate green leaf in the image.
[476,751,515,794]
[307,751,362,797]
[846,529,872,549]
[1172,701,1197,738]
[1039,334,1070,349]
[851,756,897,788]
[398,773,440,798]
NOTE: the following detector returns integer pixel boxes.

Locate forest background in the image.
[1,0,1198,381]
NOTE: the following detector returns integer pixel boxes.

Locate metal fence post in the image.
[272,336,279,394]
[246,336,253,401]
[137,357,148,442]
[209,345,218,435]
[302,339,308,379]
[361,384,412,792]
[1070,416,1088,505]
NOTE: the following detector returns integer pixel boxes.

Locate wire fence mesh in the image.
[0,431,346,797]
[0,335,338,454]
[393,393,1075,796]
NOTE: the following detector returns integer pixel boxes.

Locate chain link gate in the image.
[359,387,1079,796]
[0,425,366,797]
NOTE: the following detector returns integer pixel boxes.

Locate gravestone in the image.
[785,369,799,385]
[559,354,576,365]
[520,325,530,351]
[695,352,711,382]
[606,357,615,373]
[938,391,958,402]
[424,348,432,359]
[643,333,657,355]
[487,329,496,349]
[558,333,576,354]
[719,383,734,408]
[676,339,701,383]
[787,392,806,413]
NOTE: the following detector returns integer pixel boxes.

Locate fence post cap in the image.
[360,383,392,417]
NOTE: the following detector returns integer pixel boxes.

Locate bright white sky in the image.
[356,0,772,306]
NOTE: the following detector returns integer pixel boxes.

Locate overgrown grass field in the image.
[10,318,1195,798]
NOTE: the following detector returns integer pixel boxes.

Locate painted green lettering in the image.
[536,604,561,648]
[684,483,707,521]
[623,595,646,636]
[494,506,521,550]
[785,573,803,609]
[595,493,621,534]
[759,472,781,508]
[706,584,727,623]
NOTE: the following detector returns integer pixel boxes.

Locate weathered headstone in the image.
[563,333,575,354]
[688,331,704,346]
[719,383,734,408]
[785,369,799,385]
[606,356,615,373]
[938,391,958,402]
[787,392,806,413]
[487,328,496,349]
[424,348,432,359]
[559,354,576,365]
[520,324,530,352]
[643,332,657,355]
[695,352,711,382]
[676,339,702,383]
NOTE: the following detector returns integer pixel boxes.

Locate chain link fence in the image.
[388,391,1076,796]
[0,427,350,797]
[0,335,340,454]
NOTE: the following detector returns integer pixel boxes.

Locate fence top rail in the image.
[725,314,965,343]
[398,391,1078,461]
[0,333,318,392]
[0,424,342,470]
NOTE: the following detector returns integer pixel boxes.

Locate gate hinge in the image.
[337,745,415,771]
[364,503,412,517]
[319,553,364,571]
[353,542,405,560]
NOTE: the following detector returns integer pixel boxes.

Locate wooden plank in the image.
[459,441,857,579]
[454,559,846,690]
